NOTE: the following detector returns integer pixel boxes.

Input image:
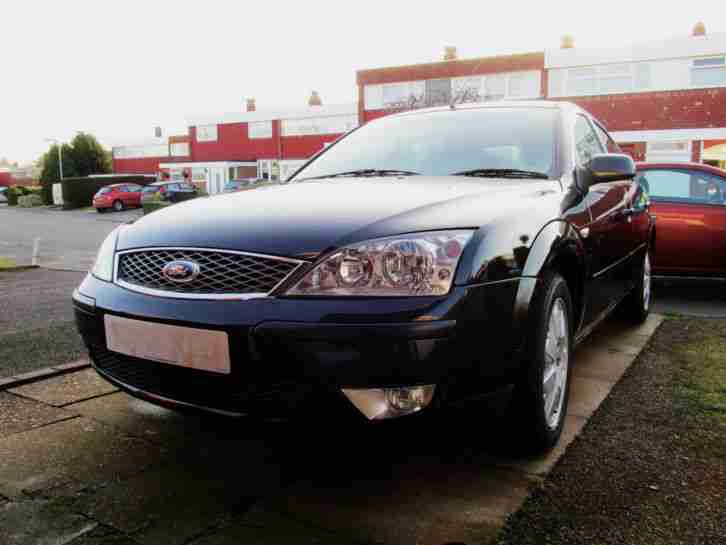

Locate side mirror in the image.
[587,153,636,185]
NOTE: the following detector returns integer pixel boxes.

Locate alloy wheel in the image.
[543,297,569,430]
[643,253,651,312]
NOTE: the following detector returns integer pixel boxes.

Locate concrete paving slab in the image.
[9,369,117,407]
[0,498,98,545]
[0,392,77,439]
[572,346,635,383]
[186,508,357,545]
[567,376,614,419]
[264,461,535,545]
[488,415,587,476]
[0,417,166,498]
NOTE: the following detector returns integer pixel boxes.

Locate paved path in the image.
[652,279,726,318]
[0,315,663,545]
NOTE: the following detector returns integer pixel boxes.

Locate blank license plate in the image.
[104,315,231,374]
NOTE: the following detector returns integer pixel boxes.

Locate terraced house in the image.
[112,22,726,193]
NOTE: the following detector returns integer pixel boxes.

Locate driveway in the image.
[0,315,664,545]
[0,206,142,270]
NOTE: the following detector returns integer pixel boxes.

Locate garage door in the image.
[646,141,691,163]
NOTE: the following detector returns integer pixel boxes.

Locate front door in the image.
[209,168,224,195]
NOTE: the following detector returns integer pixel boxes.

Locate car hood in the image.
[117,177,560,257]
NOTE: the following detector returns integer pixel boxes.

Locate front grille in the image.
[116,248,302,295]
[89,344,344,417]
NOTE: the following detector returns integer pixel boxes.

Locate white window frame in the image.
[549,62,652,97]
[169,142,190,157]
[690,56,726,88]
[196,124,218,142]
[281,114,358,137]
[248,121,273,139]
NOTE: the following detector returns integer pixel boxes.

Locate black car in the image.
[0,187,7,203]
[140,181,197,203]
[73,102,654,452]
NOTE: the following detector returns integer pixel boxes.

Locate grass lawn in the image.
[498,318,725,545]
[0,257,17,270]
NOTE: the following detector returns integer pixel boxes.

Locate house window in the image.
[549,62,652,97]
[281,115,358,137]
[691,56,726,87]
[452,76,482,103]
[507,71,541,98]
[381,81,425,109]
[196,124,218,142]
[248,121,273,139]
[169,143,189,156]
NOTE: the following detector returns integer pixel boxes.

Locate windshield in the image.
[292,108,558,181]
[142,186,159,193]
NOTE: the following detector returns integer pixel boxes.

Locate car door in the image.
[125,185,142,207]
[640,167,726,275]
[575,115,632,324]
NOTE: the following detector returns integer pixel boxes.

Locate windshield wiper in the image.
[297,169,421,181]
[451,168,550,179]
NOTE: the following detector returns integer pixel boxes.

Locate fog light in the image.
[341,385,436,420]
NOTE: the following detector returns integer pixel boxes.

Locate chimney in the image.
[692,21,706,37]
[443,46,457,61]
[561,35,575,49]
[246,97,256,112]
[308,91,322,107]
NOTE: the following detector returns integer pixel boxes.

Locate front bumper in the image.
[73,272,519,418]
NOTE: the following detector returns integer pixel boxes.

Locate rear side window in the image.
[637,169,726,205]
[574,116,604,165]
[97,187,113,195]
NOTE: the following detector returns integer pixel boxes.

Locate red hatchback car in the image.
[93,183,144,213]
[636,162,726,277]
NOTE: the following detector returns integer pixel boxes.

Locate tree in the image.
[38,133,111,204]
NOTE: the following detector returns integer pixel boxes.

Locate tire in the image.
[112,200,124,212]
[619,248,651,324]
[509,271,573,454]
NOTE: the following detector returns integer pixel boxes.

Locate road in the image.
[0,204,141,270]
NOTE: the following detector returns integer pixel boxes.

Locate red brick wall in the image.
[567,88,726,132]
[189,122,345,161]
[113,157,166,175]
[190,123,279,162]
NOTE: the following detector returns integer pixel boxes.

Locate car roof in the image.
[636,162,726,177]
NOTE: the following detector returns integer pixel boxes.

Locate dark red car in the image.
[636,162,726,277]
[93,183,144,213]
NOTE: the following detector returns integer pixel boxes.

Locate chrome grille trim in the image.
[113,247,306,300]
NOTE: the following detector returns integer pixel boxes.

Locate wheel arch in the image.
[512,220,588,345]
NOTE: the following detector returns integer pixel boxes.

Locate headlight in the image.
[286,230,474,296]
[91,227,121,282]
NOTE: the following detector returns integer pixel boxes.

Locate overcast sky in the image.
[1,0,723,164]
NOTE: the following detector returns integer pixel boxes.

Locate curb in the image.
[0,265,40,272]
[0,360,91,391]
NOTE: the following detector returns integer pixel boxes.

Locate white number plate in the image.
[104,315,231,374]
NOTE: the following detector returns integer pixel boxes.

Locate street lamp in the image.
[44,138,63,180]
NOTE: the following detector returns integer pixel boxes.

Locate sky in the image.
[1,0,723,164]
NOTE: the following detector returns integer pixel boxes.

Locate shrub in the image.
[18,194,43,207]
[6,186,22,206]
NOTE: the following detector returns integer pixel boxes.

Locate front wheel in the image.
[510,272,573,454]
[112,200,124,212]
[619,249,651,324]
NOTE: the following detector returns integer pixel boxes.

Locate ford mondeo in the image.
[73,101,655,452]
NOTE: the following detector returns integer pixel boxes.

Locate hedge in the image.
[18,194,43,207]
[61,175,155,210]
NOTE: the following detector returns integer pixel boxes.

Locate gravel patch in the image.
[498,318,726,545]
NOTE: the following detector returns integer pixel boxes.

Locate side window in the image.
[574,116,604,166]
[593,123,621,153]
[118,186,129,193]
[637,169,726,205]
